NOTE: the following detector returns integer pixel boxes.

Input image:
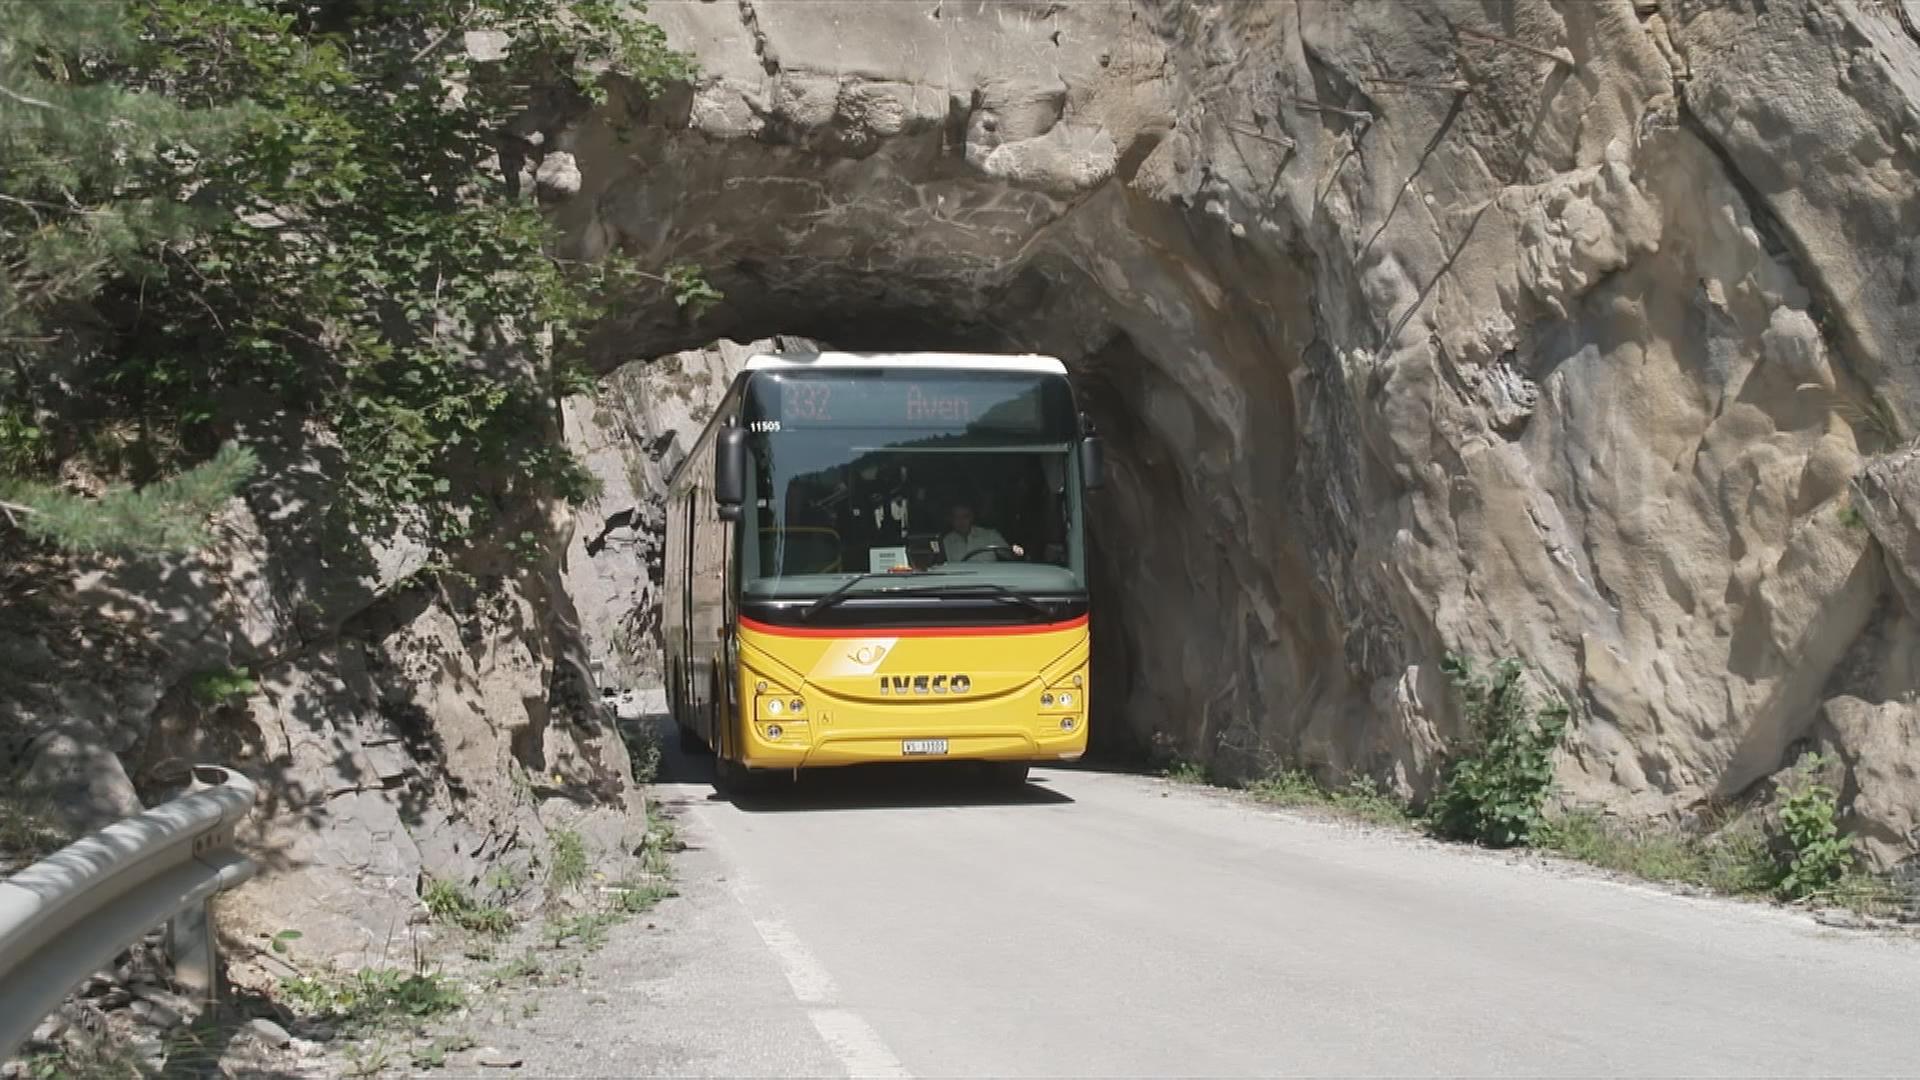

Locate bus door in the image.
[679,490,697,734]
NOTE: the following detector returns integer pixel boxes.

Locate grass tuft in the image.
[1245,770,1413,827]
[422,877,515,935]
[1162,759,1211,785]
[547,829,589,893]
[1538,810,1776,895]
[278,968,465,1029]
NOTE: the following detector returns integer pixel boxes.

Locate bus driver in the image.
[941,500,1025,563]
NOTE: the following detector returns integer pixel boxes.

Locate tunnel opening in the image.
[568,196,1382,779]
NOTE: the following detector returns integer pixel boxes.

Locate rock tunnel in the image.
[566,167,1350,772]
[543,0,1920,863]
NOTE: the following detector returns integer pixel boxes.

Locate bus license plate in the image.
[902,738,948,756]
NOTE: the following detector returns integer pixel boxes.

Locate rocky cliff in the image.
[12,0,1920,952]
[527,0,1920,868]
[562,338,814,686]
[3,447,647,962]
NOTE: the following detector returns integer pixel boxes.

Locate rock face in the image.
[2,446,647,958]
[519,0,1920,866]
[562,339,805,686]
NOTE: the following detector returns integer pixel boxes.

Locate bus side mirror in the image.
[715,427,746,521]
[1079,435,1106,492]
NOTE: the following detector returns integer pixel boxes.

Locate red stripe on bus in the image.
[738,614,1088,639]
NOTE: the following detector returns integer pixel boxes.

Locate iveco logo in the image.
[879,674,971,696]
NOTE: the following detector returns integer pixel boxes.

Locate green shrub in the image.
[280,968,464,1028]
[1163,759,1210,785]
[624,721,662,785]
[190,665,258,705]
[1776,752,1854,900]
[547,829,588,892]
[1245,770,1322,807]
[1328,775,1413,827]
[1428,656,1569,847]
[0,798,69,866]
[1701,820,1780,896]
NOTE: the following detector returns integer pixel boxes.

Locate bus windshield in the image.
[738,369,1086,600]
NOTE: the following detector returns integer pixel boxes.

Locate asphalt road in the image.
[520,744,1920,1078]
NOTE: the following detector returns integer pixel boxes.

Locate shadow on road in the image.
[641,713,1076,813]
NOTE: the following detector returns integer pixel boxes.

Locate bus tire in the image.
[716,755,775,796]
[678,722,710,755]
[983,762,1030,786]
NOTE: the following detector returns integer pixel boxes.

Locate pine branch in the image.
[1,444,258,553]
[0,84,59,110]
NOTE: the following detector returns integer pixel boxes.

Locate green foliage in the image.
[610,878,676,915]
[0,796,70,869]
[0,0,702,556]
[1326,775,1413,826]
[543,911,618,950]
[3,444,256,553]
[342,1039,393,1079]
[665,262,724,316]
[421,877,515,935]
[547,828,588,892]
[485,864,524,897]
[1776,752,1854,901]
[1245,769,1322,806]
[410,1034,477,1071]
[189,663,257,704]
[1245,769,1412,827]
[23,1037,153,1080]
[486,951,547,987]
[1539,810,1778,896]
[620,718,663,786]
[1825,869,1904,918]
[0,408,46,475]
[1163,759,1210,785]
[268,928,303,956]
[279,968,465,1028]
[1428,656,1570,848]
[639,811,683,876]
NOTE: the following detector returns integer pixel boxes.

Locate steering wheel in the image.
[961,545,1022,562]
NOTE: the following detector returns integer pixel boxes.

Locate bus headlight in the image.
[766,699,783,716]
[1040,670,1087,714]
[766,724,784,740]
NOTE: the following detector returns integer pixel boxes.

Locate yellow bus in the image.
[663,351,1105,791]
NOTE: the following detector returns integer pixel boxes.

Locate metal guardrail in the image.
[0,764,258,1058]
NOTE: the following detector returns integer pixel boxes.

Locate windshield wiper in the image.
[798,570,930,622]
[893,581,1056,619]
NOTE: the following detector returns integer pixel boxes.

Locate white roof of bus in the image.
[743,351,1067,375]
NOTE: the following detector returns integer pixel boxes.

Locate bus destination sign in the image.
[756,373,1054,432]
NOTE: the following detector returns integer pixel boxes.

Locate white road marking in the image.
[808,1009,914,1079]
[749,915,836,1005]
[707,812,914,1078]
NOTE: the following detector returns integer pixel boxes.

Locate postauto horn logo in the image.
[878,674,971,696]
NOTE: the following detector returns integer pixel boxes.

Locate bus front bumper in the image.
[738,713,1089,770]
